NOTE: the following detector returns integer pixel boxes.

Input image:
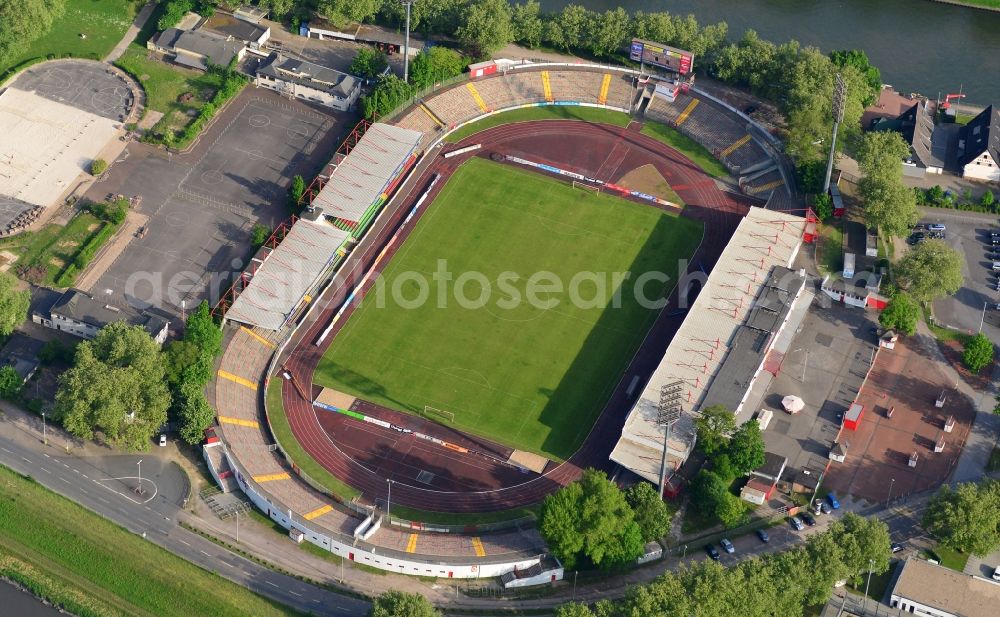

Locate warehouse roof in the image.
[609,207,807,485]
[309,123,423,222]
[226,219,350,330]
[892,558,1000,617]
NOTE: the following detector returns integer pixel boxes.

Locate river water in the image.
[538,0,1000,104]
[0,580,68,617]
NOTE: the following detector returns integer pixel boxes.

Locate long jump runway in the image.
[281,120,754,512]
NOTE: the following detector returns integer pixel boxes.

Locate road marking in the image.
[220,560,234,568]
[21,457,31,464]
[40,467,51,474]
[0,447,11,454]
[241,326,276,348]
[178,539,190,546]
[42,453,49,458]
[266,581,279,588]
[217,370,258,390]
[59,477,70,484]
[200,550,211,557]
[252,472,290,483]
[471,537,486,557]
[406,533,418,553]
[80,488,88,495]
[290,591,302,597]
[303,504,333,520]
[218,415,260,429]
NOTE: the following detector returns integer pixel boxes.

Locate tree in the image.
[695,404,736,455]
[813,193,833,221]
[456,0,514,56]
[409,47,466,89]
[539,469,645,570]
[53,322,171,450]
[90,159,108,176]
[555,603,598,617]
[834,513,892,584]
[184,301,222,358]
[349,47,388,79]
[896,239,964,303]
[963,332,995,374]
[511,1,543,49]
[857,131,919,237]
[361,73,415,119]
[552,4,590,51]
[878,292,920,335]
[369,590,440,617]
[0,271,30,336]
[157,0,194,30]
[923,481,1000,556]
[829,49,881,106]
[289,174,306,210]
[255,0,295,19]
[588,8,630,58]
[983,190,996,209]
[0,365,22,400]
[177,380,215,445]
[726,420,765,476]
[0,0,65,64]
[250,223,270,250]
[625,481,672,541]
[317,0,381,24]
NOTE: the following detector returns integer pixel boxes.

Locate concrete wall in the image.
[890,594,956,617]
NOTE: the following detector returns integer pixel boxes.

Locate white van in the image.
[756,408,774,431]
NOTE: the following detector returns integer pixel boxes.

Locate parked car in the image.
[907,232,925,245]
[913,223,927,230]
[927,223,946,231]
[158,434,167,447]
[705,544,721,561]
[756,529,770,543]
[929,231,945,239]
[990,231,1000,238]
[827,493,841,509]
[820,502,833,514]
[800,512,817,526]
[720,538,735,554]
[993,565,1000,581]
[891,542,905,554]
[790,516,805,531]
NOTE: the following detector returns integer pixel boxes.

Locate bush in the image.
[0,365,22,400]
[250,224,270,249]
[90,159,108,176]
[963,332,995,374]
[813,193,833,221]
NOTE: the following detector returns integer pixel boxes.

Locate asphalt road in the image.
[0,431,367,616]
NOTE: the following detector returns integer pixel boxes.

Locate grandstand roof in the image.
[310,123,423,222]
[226,219,350,330]
[609,207,807,486]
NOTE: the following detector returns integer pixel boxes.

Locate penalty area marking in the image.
[95,476,158,505]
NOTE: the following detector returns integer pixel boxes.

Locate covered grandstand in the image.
[224,218,350,330]
[609,207,808,488]
[306,122,423,233]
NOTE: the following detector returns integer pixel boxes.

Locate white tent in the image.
[782,395,805,414]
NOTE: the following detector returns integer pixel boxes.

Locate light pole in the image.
[386,478,393,524]
[980,300,988,333]
[887,477,896,506]
[863,558,874,612]
[822,74,847,194]
[400,0,413,83]
[41,411,46,445]
[136,459,143,496]
[235,511,239,544]
[682,544,688,559]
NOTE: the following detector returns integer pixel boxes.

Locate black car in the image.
[907,232,925,245]
[891,542,905,553]
[800,512,817,526]
[705,544,721,561]
[743,104,758,115]
[756,529,770,543]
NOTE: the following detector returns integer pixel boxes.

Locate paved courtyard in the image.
[85,88,350,318]
[11,59,134,121]
[823,334,975,504]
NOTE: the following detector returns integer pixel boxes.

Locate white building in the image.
[959,105,1000,183]
[890,557,1000,617]
[255,54,361,111]
[147,28,247,71]
[32,289,169,344]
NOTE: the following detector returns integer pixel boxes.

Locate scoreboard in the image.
[629,39,694,75]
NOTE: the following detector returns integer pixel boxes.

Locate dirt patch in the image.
[87,223,100,232]
[0,250,19,272]
[57,240,80,249]
[617,164,685,206]
[48,257,65,268]
[937,338,995,392]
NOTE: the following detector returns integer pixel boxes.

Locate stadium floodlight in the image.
[822,74,847,194]
[401,0,414,83]
[657,381,685,497]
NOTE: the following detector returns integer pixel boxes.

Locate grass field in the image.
[641,120,732,179]
[315,158,702,459]
[0,465,303,616]
[0,211,117,287]
[444,106,631,142]
[0,0,138,79]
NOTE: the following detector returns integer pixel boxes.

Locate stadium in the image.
[207,56,810,579]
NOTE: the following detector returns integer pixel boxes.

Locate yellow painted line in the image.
[303,504,333,520]
[598,73,611,105]
[675,98,700,126]
[419,103,444,128]
[471,537,486,557]
[218,416,260,429]
[541,71,553,102]
[252,472,290,483]
[720,134,752,157]
[406,533,418,553]
[217,370,258,391]
[465,83,489,113]
[240,326,276,349]
[749,178,786,195]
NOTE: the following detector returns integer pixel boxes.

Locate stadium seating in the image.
[742,168,786,198]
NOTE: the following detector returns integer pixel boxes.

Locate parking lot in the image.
[84,88,349,318]
[916,209,1000,339]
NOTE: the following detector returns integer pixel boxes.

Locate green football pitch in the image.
[314,158,703,460]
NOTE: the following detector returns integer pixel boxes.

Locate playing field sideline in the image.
[315,157,703,460]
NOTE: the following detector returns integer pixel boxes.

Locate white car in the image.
[158,434,167,447]
[993,565,1000,581]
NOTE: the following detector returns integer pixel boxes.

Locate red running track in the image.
[279,120,754,513]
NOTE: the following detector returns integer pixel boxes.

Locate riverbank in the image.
[929,0,1000,12]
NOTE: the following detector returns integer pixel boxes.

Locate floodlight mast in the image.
[401,0,414,83]
[822,74,847,194]
[657,381,685,497]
